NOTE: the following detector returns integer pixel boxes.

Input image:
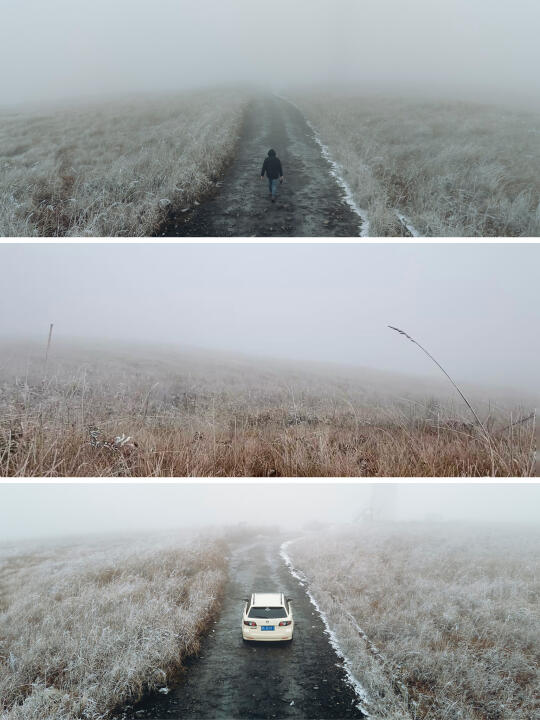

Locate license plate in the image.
[261,625,275,631]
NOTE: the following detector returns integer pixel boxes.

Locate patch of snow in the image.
[395,211,420,237]
[275,94,370,237]
[280,540,370,716]
[276,94,426,239]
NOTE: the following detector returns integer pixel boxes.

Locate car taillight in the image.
[244,621,256,627]
[279,621,292,626]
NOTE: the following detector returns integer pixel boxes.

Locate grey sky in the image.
[1,0,539,108]
[1,243,538,394]
[0,483,538,542]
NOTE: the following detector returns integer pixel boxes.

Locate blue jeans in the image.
[268,177,279,198]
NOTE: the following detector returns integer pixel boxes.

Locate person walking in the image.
[260,149,284,203]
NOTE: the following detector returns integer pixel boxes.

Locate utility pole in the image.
[44,323,54,368]
[534,414,539,477]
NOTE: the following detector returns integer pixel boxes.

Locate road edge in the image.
[280,538,370,718]
[156,98,253,237]
[278,94,424,238]
[275,95,370,237]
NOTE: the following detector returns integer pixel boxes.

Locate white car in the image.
[242,592,294,642]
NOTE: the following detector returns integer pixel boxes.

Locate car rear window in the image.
[248,606,287,619]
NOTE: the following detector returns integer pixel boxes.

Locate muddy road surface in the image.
[164,96,363,237]
[122,538,366,720]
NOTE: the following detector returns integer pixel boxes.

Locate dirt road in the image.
[122,538,366,720]
[163,96,363,237]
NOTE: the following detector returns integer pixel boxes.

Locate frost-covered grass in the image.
[292,93,540,236]
[0,341,535,477]
[287,524,540,720]
[0,90,247,236]
[0,531,227,719]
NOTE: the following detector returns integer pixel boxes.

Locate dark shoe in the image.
[271,198,276,203]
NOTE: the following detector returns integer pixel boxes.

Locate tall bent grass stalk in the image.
[388,325,490,440]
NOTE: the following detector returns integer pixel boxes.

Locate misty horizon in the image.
[0,333,535,407]
[1,243,538,395]
[2,0,540,111]
[1,483,539,543]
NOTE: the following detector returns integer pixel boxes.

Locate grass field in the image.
[292,93,540,237]
[0,341,535,477]
[0,90,247,236]
[0,531,227,720]
[2,89,539,237]
[286,523,540,720]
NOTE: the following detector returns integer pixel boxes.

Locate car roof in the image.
[251,592,284,606]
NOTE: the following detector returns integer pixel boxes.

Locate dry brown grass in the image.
[286,523,540,720]
[1,420,534,478]
[0,532,227,720]
[0,341,535,477]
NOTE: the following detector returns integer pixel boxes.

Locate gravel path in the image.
[164,95,363,237]
[122,538,366,720]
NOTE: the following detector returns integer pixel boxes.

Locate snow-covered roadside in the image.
[280,539,371,716]
[275,94,370,237]
[305,120,371,237]
[277,94,423,238]
[395,211,420,237]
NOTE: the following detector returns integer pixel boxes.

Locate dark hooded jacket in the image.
[261,149,283,180]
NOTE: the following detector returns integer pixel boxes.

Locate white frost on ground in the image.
[276,94,426,239]
[305,121,371,238]
[395,211,420,237]
[275,95,370,237]
[280,539,371,716]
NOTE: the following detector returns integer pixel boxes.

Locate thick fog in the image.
[1,243,538,394]
[0,483,538,542]
[2,0,539,109]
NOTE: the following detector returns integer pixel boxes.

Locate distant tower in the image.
[354,484,398,523]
